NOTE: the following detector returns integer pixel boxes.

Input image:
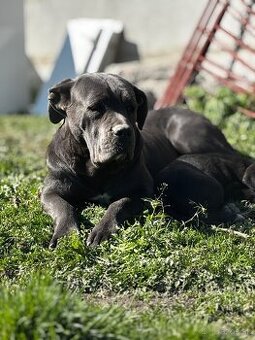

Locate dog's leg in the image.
[41,191,80,249]
[156,161,231,223]
[86,197,144,246]
[243,164,255,192]
[205,203,245,224]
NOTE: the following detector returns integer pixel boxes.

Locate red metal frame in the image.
[155,0,255,110]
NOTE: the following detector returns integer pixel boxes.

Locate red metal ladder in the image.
[155,0,255,115]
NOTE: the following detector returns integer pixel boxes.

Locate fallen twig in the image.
[210,225,250,239]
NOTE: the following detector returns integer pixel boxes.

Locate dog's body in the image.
[41,73,255,247]
[156,153,255,222]
[141,108,236,178]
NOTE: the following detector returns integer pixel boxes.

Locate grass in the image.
[1,101,255,339]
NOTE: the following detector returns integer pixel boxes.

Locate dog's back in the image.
[144,107,236,155]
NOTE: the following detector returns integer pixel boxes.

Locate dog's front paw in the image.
[49,225,78,250]
[49,235,59,250]
[86,225,117,247]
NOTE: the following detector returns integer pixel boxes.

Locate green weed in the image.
[1,105,255,338]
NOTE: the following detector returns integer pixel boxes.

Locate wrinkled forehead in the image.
[71,74,135,104]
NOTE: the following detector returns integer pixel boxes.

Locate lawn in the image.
[1,89,255,339]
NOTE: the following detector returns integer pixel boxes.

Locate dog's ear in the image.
[48,78,74,124]
[133,86,148,130]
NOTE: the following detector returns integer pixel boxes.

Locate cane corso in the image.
[41,73,255,248]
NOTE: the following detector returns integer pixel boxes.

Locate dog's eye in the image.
[88,102,106,115]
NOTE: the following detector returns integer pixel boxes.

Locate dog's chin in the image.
[92,151,133,169]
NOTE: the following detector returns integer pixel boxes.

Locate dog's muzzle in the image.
[92,124,135,167]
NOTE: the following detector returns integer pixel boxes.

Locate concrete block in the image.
[32,18,123,115]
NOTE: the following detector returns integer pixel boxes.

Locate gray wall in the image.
[25,0,207,63]
[0,0,30,112]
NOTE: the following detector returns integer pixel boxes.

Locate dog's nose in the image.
[48,90,60,103]
[112,125,131,137]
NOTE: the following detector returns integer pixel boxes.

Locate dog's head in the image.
[48,73,148,168]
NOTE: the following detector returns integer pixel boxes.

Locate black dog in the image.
[156,153,255,223]
[41,73,251,248]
